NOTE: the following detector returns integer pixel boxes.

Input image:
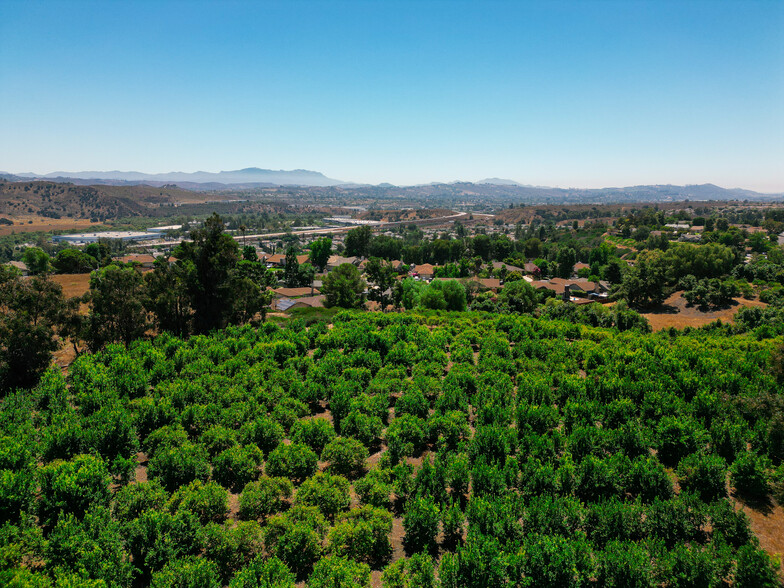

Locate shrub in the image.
[201,520,263,583]
[403,496,440,554]
[665,544,717,588]
[381,554,435,588]
[327,505,393,564]
[308,556,371,588]
[289,418,336,454]
[341,411,383,448]
[168,480,228,524]
[321,437,368,478]
[265,443,318,484]
[730,452,770,500]
[147,442,211,492]
[596,540,654,588]
[656,416,706,466]
[522,534,590,588]
[150,556,221,588]
[143,425,188,458]
[200,425,239,457]
[124,509,203,579]
[708,500,753,548]
[238,477,293,521]
[45,506,134,587]
[395,390,430,420]
[113,480,169,522]
[39,454,112,528]
[385,415,427,464]
[239,417,284,456]
[354,468,393,509]
[441,501,465,547]
[296,472,351,519]
[734,544,780,588]
[677,453,728,502]
[229,556,295,588]
[212,445,264,491]
[263,506,326,578]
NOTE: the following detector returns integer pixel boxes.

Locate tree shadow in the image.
[732,490,775,515]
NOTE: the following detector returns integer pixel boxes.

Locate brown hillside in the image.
[0,180,210,221]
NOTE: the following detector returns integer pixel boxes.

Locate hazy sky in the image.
[1,0,783,191]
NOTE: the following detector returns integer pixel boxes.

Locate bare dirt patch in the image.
[733,497,784,577]
[642,291,767,331]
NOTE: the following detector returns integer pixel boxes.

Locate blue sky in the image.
[1,0,782,191]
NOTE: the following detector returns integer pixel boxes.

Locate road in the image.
[138,210,486,248]
[235,210,471,242]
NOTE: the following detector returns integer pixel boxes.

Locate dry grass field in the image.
[0,216,102,236]
[642,291,768,331]
[50,273,92,299]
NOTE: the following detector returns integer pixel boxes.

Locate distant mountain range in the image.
[0,167,345,187]
[0,168,781,202]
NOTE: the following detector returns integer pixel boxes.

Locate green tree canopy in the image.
[323,263,366,309]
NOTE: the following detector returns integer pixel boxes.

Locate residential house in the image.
[413,263,436,279]
[523,262,541,276]
[275,295,325,312]
[6,261,29,276]
[326,255,359,271]
[271,287,321,298]
[264,254,286,267]
[118,254,156,268]
[490,261,524,273]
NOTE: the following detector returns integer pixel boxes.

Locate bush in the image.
[229,556,295,588]
[708,500,753,548]
[441,501,465,547]
[321,437,368,478]
[677,453,728,502]
[665,544,717,588]
[263,506,326,578]
[354,468,393,509]
[327,505,393,564]
[147,442,211,492]
[730,452,770,500]
[295,472,351,519]
[265,443,318,484]
[238,477,293,521]
[168,480,228,524]
[239,416,284,456]
[200,425,238,457]
[289,418,336,454]
[201,520,263,583]
[381,554,435,588]
[403,496,440,554]
[656,416,705,466]
[150,556,221,588]
[124,509,202,579]
[341,411,383,448]
[308,555,371,588]
[113,480,169,522]
[522,534,590,588]
[212,445,264,491]
[734,544,780,588]
[39,454,112,528]
[45,506,134,587]
[596,540,654,588]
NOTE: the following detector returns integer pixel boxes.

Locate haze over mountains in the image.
[0,167,345,188]
[0,168,781,202]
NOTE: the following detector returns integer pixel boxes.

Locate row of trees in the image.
[2,312,782,586]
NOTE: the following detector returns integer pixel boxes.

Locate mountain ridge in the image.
[3,167,345,187]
